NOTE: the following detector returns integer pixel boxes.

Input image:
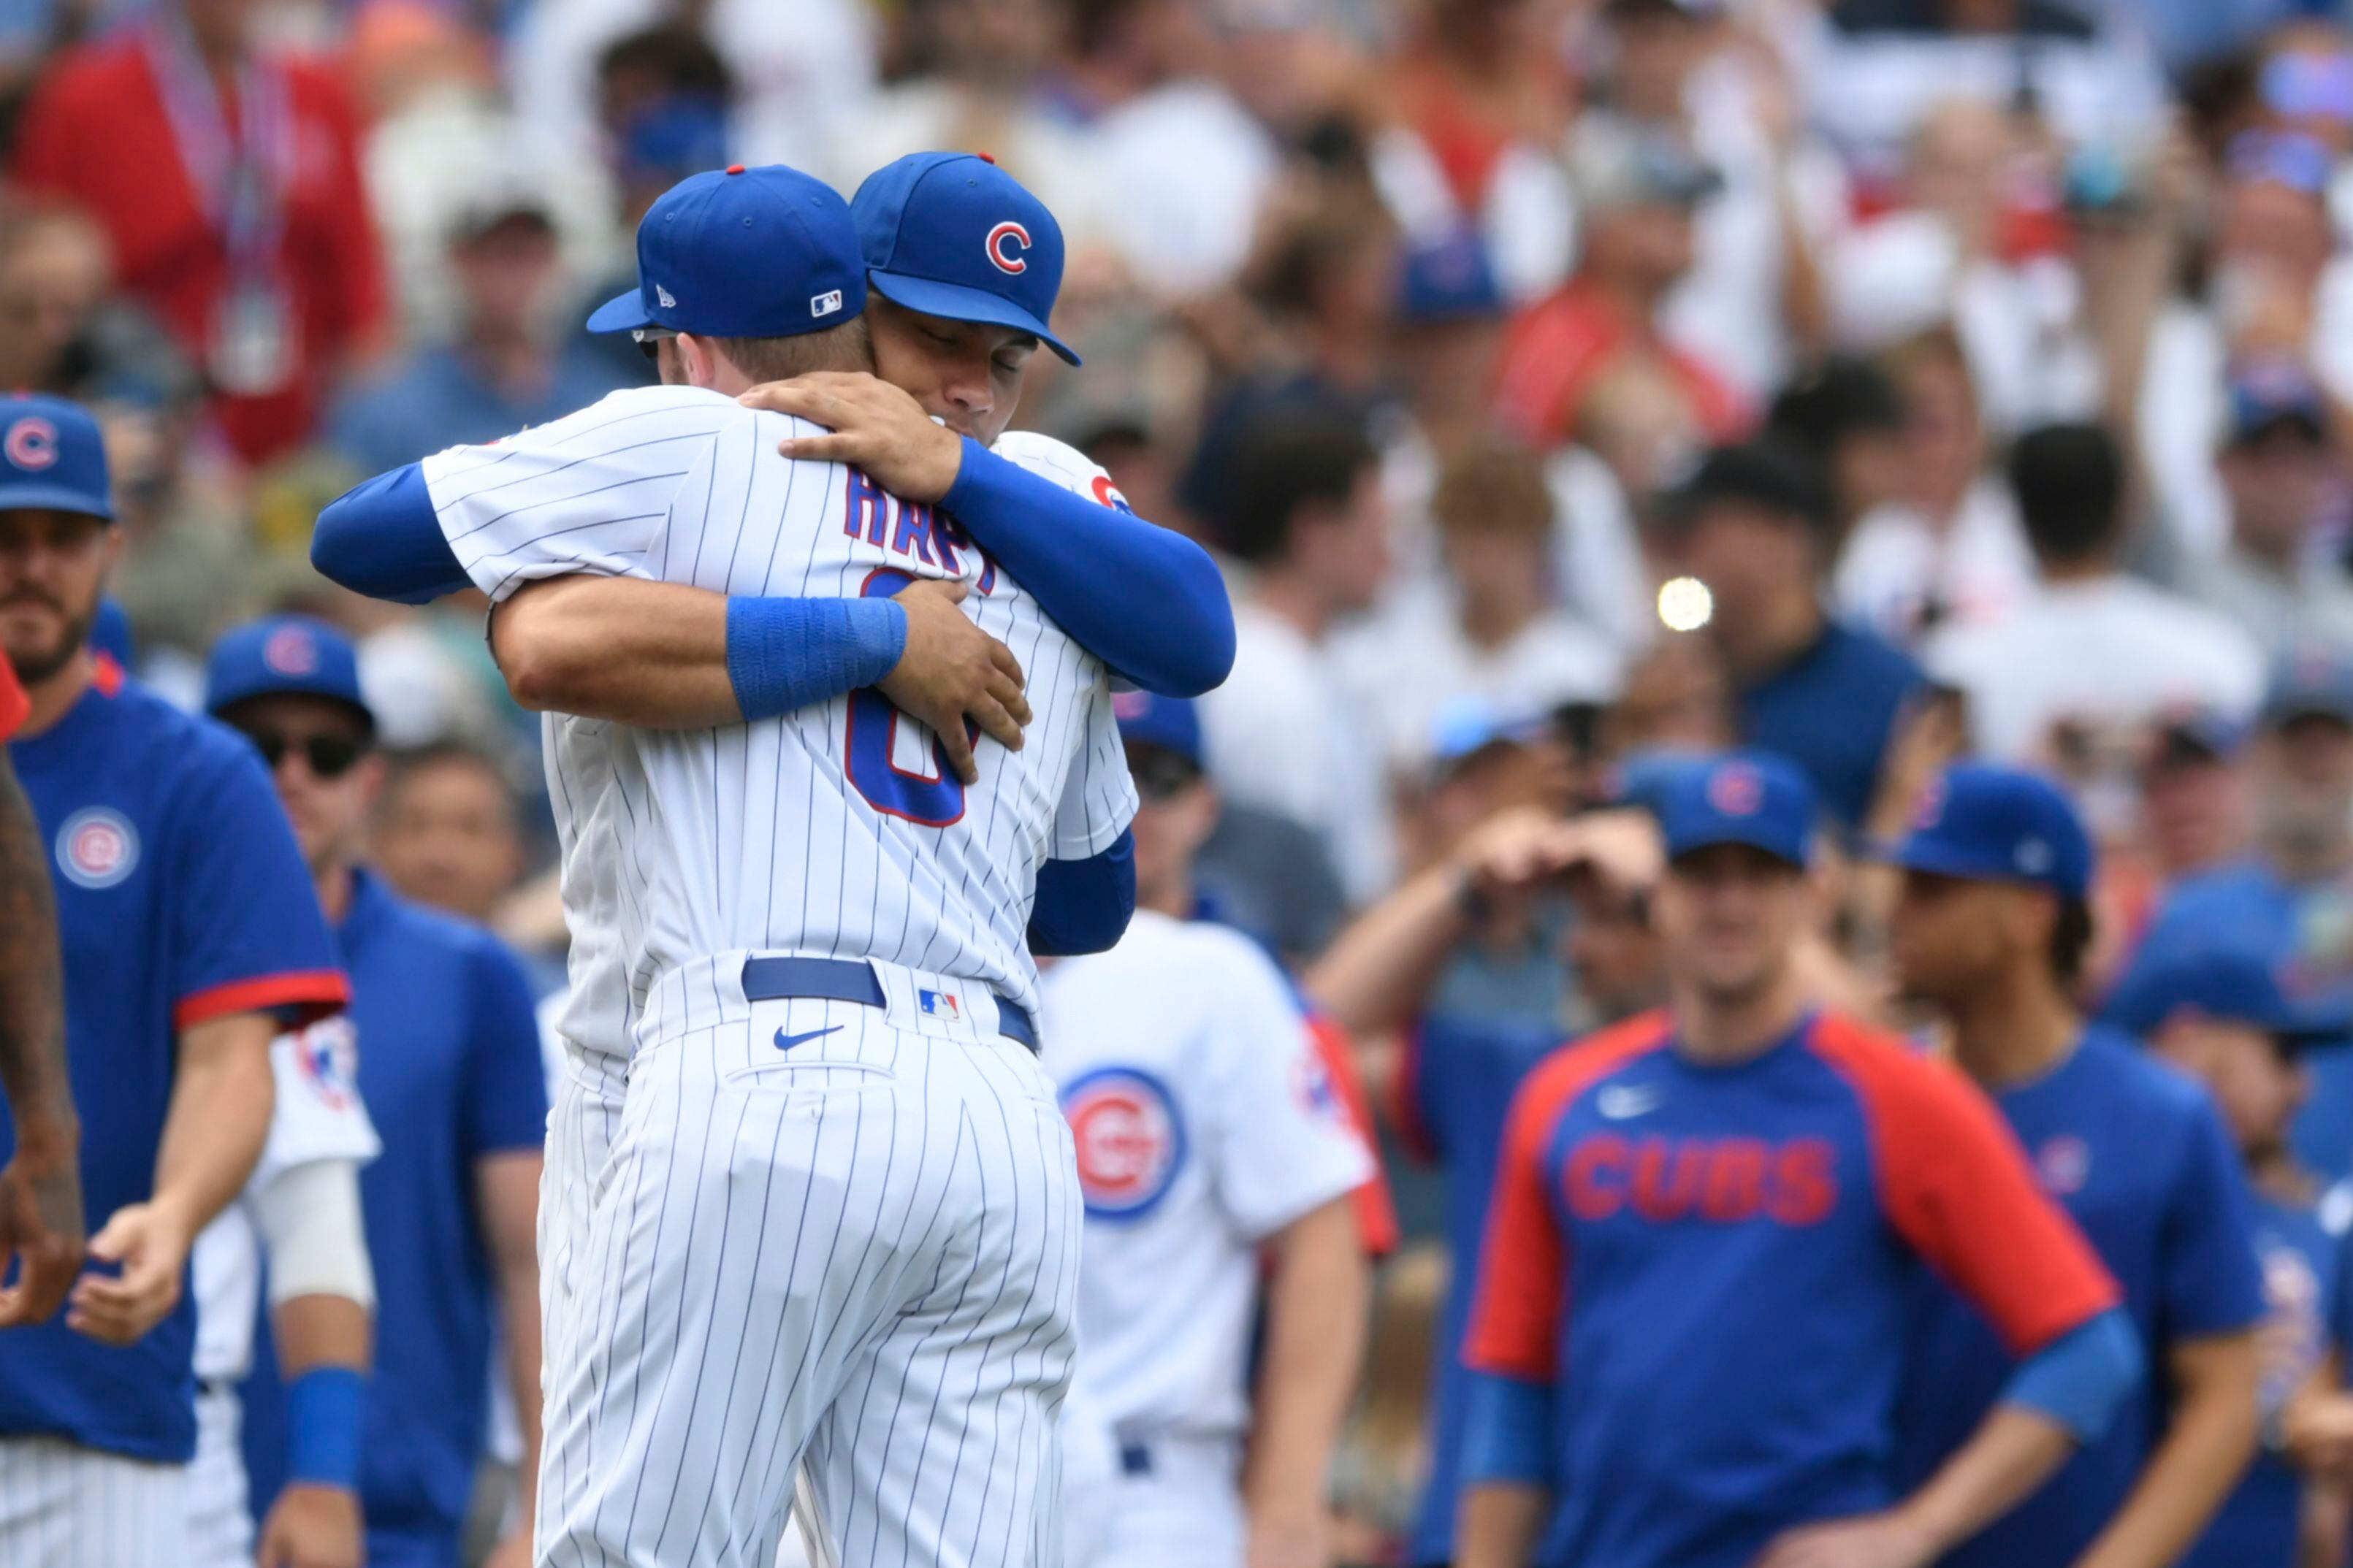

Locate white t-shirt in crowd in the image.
[1040,911,1373,1441]
[1332,592,1621,775]
[1923,573,2268,762]
[1199,599,1395,904]
[1834,476,2038,648]
[1086,79,1278,297]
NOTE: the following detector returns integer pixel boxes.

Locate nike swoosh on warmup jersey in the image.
[1596,1083,1664,1120]
[774,1025,845,1051]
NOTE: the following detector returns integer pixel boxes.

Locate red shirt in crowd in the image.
[1490,278,1748,451]
[0,659,26,742]
[12,32,386,464]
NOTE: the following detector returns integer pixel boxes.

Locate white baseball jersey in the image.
[421,389,1137,1061]
[1039,911,1373,1439]
[190,1018,382,1384]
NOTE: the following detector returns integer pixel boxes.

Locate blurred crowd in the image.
[28,0,2353,1562]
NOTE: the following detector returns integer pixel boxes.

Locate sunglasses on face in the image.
[240,729,367,779]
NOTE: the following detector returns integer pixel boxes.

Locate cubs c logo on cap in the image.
[263,624,319,676]
[1112,691,1153,722]
[55,806,137,890]
[4,416,58,472]
[1910,777,1946,830]
[1706,762,1763,816]
[985,221,1031,275]
[1061,1066,1186,1220]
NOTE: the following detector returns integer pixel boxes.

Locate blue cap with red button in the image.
[1113,689,1200,766]
[1878,763,2094,900]
[1658,751,1817,867]
[0,392,112,521]
[586,163,867,339]
[851,151,1080,364]
[2105,947,2352,1052]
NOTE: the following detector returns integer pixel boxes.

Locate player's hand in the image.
[1246,1506,1330,1568]
[481,1529,533,1568]
[744,372,965,502]
[1752,1509,1941,1568]
[0,1117,83,1327]
[256,1483,362,1568]
[880,578,1030,784]
[65,1201,189,1345]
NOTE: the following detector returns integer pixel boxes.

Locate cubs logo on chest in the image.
[55,806,139,890]
[1061,1066,1186,1220]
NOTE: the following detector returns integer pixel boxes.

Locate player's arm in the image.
[69,1009,277,1344]
[1248,1195,1370,1568]
[2072,1106,2265,1568]
[463,938,552,1568]
[253,1157,374,1568]
[746,372,1237,696]
[310,464,1032,784]
[1027,829,1134,957]
[0,746,83,1326]
[1456,1070,1576,1568]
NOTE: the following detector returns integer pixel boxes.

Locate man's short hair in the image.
[2048,895,2097,987]
[2009,422,2124,566]
[1216,402,1378,566]
[708,317,871,383]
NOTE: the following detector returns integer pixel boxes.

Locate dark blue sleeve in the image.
[462,935,552,1158]
[1460,1369,1552,1485]
[171,744,348,1030]
[1999,1306,2144,1442]
[1027,828,1135,957]
[310,463,473,605]
[942,438,1235,696]
[2162,1095,2269,1337]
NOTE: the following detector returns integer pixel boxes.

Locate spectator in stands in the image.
[12,0,387,463]
[1834,326,2036,644]
[372,743,528,930]
[1927,423,2266,767]
[1198,401,1396,903]
[1652,437,1924,827]
[2124,648,2353,1179]
[2134,713,2254,889]
[1763,353,1910,541]
[1491,119,1745,451]
[327,191,625,475]
[2197,360,2353,659]
[1344,440,1621,781]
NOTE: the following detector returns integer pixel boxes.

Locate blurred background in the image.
[26,0,2353,1561]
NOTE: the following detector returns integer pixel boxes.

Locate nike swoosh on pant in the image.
[774,1025,845,1051]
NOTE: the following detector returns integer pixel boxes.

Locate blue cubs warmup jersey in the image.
[1893,1028,2265,1568]
[1392,1013,1562,1567]
[2181,1186,2350,1568]
[2124,861,2353,1178]
[1468,1012,2117,1568]
[3,659,346,1461]
[240,868,546,1566]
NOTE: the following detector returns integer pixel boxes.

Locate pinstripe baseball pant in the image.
[186,1383,254,1568]
[0,1435,187,1568]
[535,965,1082,1568]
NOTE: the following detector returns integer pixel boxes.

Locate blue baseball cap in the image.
[2105,947,2353,1052]
[2264,643,2353,727]
[852,153,1079,364]
[1112,689,1200,766]
[0,393,112,520]
[1879,764,2094,900]
[204,615,374,732]
[1658,751,1816,867]
[586,164,866,339]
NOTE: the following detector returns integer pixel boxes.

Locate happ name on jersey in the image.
[843,467,999,593]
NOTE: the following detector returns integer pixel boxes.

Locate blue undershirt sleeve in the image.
[1026,828,1136,957]
[724,596,907,722]
[1460,1369,1554,1486]
[310,463,473,605]
[941,437,1235,697]
[1999,1306,2143,1444]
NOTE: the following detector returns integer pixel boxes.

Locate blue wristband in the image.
[285,1366,365,1491]
[725,595,908,721]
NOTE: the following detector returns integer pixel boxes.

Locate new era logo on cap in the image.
[655,283,678,309]
[811,288,843,318]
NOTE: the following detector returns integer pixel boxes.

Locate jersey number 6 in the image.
[845,568,971,827]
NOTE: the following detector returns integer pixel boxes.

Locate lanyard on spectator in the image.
[143,12,297,396]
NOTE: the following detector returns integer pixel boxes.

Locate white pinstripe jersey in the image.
[422,386,1137,1060]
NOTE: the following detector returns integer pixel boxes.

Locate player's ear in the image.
[353,752,388,811]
